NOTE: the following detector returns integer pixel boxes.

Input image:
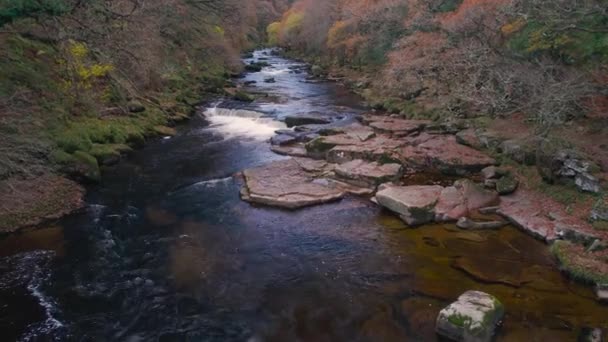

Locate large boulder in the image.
[546,149,602,193]
[241,159,344,209]
[436,291,504,342]
[375,185,443,226]
[397,136,496,175]
[499,139,537,165]
[435,186,467,222]
[434,180,499,222]
[334,159,402,187]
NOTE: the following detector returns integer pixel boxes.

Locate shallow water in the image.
[0,49,606,341]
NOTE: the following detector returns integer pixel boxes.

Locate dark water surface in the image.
[1,49,606,341]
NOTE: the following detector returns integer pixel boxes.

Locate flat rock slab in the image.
[376,185,443,226]
[320,123,376,142]
[363,116,431,136]
[241,159,344,209]
[498,189,604,242]
[270,144,308,157]
[335,159,402,187]
[307,134,404,160]
[398,136,496,175]
[436,291,504,342]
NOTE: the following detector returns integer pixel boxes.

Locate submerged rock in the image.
[595,284,608,302]
[241,159,344,209]
[375,185,443,226]
[456,217,507,230]
[436,290,504,342]
[578,328,605,342]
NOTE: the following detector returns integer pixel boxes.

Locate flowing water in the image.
[0,49,606,341]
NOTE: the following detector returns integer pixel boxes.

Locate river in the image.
[0,49,606,341]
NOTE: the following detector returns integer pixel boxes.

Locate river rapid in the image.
[0,49,606,341]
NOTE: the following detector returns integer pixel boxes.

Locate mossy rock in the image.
[89,143,131,166]
[233,91,255,102]
[304,137,336,157]
[551,240,608,284]
[71,151,101,182]
[496,174,519,195]
[127,101,146,113]
[244,64,263,72]
[153,126,177,137]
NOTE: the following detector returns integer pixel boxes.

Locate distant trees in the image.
[267,0,605,135]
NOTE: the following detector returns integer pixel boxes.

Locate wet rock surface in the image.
[334,159,402,187]
[241,159,345,209]
[376,185,443,226]
[435,290,504,342]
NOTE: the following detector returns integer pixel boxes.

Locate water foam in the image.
[203,107,285,140]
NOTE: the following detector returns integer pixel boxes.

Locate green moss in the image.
[509,16,608,64]
[89,143,131,165]
[72,151,100,182]
[447,313,471,328]
[305,137,336,154]
[234,90,255,102]
[551,240,608,284]
[433,0,463,13]
[153,125,176,136]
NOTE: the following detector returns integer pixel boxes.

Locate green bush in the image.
[0,0,68,27]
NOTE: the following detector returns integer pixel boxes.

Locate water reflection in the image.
[0,49,606,341]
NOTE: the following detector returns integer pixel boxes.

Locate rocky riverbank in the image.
[238,111,608,305]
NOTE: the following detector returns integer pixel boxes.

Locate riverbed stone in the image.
[363,116,431,136]
[436,290,504,342]
[578,328,605,342]
[495,174,519,195]
[284,114,331,127]
[270,144,308,157]
[241,159,344,209]
[397,136,496,175]
[270,134,297,146]
[435,186,467,222]
[376,185,443,226]
[334,159,402,187]
[456,217,508,230]
[497,189,601,242]
[596,284,608,302]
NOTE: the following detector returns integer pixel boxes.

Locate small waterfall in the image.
[203,106,286,140]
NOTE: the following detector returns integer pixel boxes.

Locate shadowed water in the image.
[0,49,606,341]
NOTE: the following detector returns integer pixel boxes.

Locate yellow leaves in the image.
[62,40,113,90]
[501,17,526,36]
[284,10,304,30]
[213,25,225,36]
[267,22,281,45]
[69,41,88,59]
[526,28,572,54]
[327,20,350,48]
